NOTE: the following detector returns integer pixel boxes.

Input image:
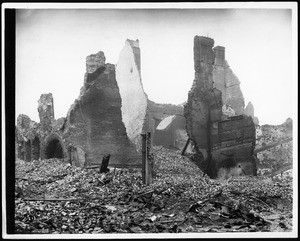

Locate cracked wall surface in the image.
[184,36,256,178]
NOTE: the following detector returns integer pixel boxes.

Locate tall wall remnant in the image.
[116,39,149,151]
[64,51,140,167]
[185,36,223,155]
[38,93,55,134]
[212,46,245,115]
[185,36,257,178]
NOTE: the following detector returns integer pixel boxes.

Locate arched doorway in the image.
[32,136,40,160]
[44,138,64,159]
[25,140,31,162]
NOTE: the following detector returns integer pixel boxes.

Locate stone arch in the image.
[32,136,40,160]
[43,133,67,159]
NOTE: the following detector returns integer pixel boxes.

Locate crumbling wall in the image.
[212,46,245,115]
[116,39,149,151]
[244,101,259,125]
[185,36,256,178]
[38,93,54,135]
[210,115,257,177]
[185,36,222,154]
[64,51,140,167]
[15,114,41,161]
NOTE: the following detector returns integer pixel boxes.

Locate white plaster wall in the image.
[116,41,148,150]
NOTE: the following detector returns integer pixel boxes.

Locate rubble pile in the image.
[15,147,293,234]
[255,118,293,175]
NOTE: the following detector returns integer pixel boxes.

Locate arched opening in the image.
[25,140,31,162]
[19,141,25,160]
[44,138,64,159]
[17,143,22,159]
[32,136,40,160]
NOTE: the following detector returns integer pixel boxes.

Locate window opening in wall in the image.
[32,136,40,160]
[25,140,31,161]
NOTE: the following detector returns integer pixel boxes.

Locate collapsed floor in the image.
[15,146,293,234]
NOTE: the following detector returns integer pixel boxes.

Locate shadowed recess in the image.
[44,139,63,159]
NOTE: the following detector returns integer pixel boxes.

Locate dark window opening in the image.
[45,139,64,159]
[32,137,40,160]
[17,144,22,159]
[25,141,31,162]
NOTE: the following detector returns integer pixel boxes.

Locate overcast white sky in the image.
[15,3,297,125]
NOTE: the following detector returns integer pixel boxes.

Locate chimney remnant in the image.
[184,35,257,178]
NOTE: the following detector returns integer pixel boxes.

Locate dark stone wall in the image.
[64,53,140,167]
[185,36,222,150]
[209,115,256,177]
[15,114,42,161]
[185,36,256,178]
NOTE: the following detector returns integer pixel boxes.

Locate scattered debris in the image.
[15,146,293,234]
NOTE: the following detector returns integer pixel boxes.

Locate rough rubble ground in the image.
[15,146,293,234]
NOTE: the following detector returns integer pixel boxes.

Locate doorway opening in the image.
[44,138,64,159]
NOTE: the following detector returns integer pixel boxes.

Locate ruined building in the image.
[15,39,185,167]
[16,37,259,176]
[184,36,257,178]
[16,93,67,163]
[64,49,143,167]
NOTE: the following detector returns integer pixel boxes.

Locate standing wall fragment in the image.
[116,39,149,151]
[64,51,140,167]
[185,36,256,178]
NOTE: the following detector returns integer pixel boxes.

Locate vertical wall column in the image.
[38,93,54,135]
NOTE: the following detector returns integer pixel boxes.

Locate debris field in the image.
[15,146,293,234]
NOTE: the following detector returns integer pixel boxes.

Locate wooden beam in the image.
[181,138,190,156]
